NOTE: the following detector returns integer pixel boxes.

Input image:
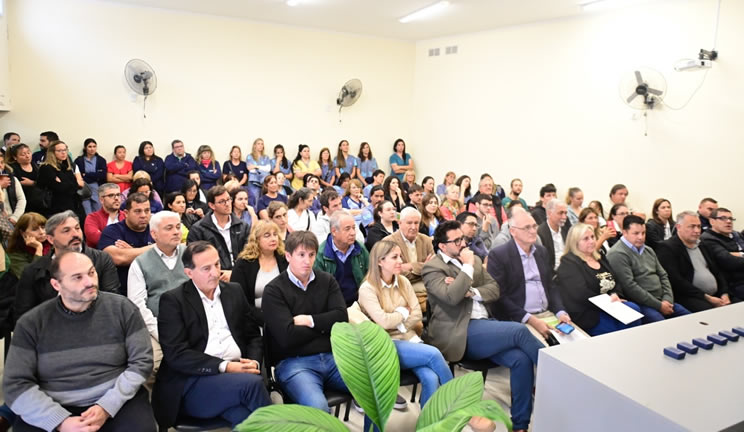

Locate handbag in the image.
[40,188,53,208]
[77,183,92,200]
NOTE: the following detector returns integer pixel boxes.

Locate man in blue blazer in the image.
[487,210,573,343]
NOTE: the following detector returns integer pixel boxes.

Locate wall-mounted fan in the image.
[125,59,157,118]
[619,68,666,110]
[336,78,362,113]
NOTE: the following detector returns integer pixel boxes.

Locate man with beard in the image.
[14,210,120,320]
[4,251,156,432]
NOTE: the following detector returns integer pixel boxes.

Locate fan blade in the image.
[141,71,153,80]
[627,92,638,103]
[647,87,663,96]
[634,71,643,85]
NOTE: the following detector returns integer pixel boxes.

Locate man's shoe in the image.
[352,399,364,413]
[393,394,407,411]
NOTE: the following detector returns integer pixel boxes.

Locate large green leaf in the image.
[330,321,400,431]
[235,404,349,432]
[417,400,513,432]
[416,372,484,429]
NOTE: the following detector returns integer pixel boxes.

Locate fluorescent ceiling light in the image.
[286,0,301,6]
[580,0,644,12]
[399,1,450,24]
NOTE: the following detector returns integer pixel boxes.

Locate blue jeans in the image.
[394,340,453,407]
[182,372,271,428]
[276,353,349,412]
[82,182,100,214]
[464,319,543,431]
[640,303,690,324]
[0,403,15,423]
[587,301,643,336]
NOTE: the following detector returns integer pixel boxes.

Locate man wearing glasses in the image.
[487,210,573,344]
[472,193,501,250]
[423,220,543,432]
[187,185,250,281]
[702,207,744,301]
[84,183,126,248]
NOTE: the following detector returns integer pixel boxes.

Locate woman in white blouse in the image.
[286,188,316,232]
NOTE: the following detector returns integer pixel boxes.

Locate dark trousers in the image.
[181,372,271,428]
[14,388,156,432]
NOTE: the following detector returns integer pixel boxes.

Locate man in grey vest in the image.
[127,211,189,384]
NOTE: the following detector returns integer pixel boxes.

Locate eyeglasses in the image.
[714,216,736,222]
[512,224,538,232]
[215,198,232,205]
[443,236,465,245]
[463,221,478,227]
[479,202,493,207]
[101,193,120,199]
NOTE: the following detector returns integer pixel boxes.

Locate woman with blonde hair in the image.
[196,144,221,191]
[246,137,272,200]
[439,184,464,221]
[401,169,416,195]
[358,240,452,408]
[436,171,455,198]
[222,145,249,188]
[554,223,642,336]
[37,140,85,220]
[565,187,583,225]
[231,221,288,321]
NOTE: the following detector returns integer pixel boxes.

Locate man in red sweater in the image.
[84,183,125,248]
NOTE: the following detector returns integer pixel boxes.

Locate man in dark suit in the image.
[656,211,732,312]
[536,199,571,273]
[153,241,270,430]
[487,211,573,344]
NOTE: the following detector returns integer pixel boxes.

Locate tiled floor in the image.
[0,341,516,432]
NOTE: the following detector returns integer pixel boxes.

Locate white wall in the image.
[0,0,414,164]
[0,0,10,110]
[412,0,744,220]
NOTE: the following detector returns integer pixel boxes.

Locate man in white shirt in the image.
[153,241,270,430]
[536,198,570,272]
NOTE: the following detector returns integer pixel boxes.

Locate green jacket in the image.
[314,239,369,290]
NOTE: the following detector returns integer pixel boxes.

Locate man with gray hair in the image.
[84,183,125,248]
[314,210,369,307]
[14,210,120,320]
[384,207,435,312]
[656,211,732,312]
[536,198,571,272]
[128,211,190,385]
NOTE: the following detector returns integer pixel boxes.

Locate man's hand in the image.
[220,270,231,282]
[80,405,109,429]
[527,315,553,338]
[293,314,313,327]
[459,248,475,266]
[424,253,435,262]
[557,313,571,324]
[481,217,490,231]
[400,262,414,273]
[464,290,474,298]
[659,300,675,315]
[58,416,100,432]
[443,276,455,285]
[609,294,621,302]
[721,294,731,305]
[226,358,260,374]
[114,239,132,249]
[705,294,724,307]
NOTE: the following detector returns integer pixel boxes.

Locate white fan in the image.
[619,68,666,110]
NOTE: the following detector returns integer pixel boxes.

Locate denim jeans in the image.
[463,319,544,431]
[587,301,643,336]
[182,372,271,428]
[639,303,690,324]
[394,339,453,407]
[276,353,349,412]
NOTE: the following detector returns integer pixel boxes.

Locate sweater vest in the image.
[137,245,190,317]
[334,255,358,306]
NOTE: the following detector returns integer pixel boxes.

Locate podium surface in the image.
[533,303,744,432]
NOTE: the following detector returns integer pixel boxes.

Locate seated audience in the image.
[186,185,250,279]
[15,211,119,320]
[318,147,336,189]
[588,200,607,227]
[492,203,543,248]
[333,140,356,181]
[127,211,189,386]
[154,242,270,430]
[383,175,406,212]
[697,197,718,231]
[466,175,506,225]
[435,171,455,198]
[701,207,744,300]
[268,201,291,240]
[383,208,434,312]
[420,176,436,198]
[7,212,50,279]
[341,179,367,226]
[303,174,322,215]
[607,215,690,323]
[4,251,156,432]
[404,183,424,211]
[231,187,257,231]
[439,184,464,221]
[606,203,628,247]
[565,187,583,226]
[231,220,288,321]
[262,231,350,412]
[120,170,164,207]
[0,158,26,224]
[423,220,542,432]
[536,199,571,272]
[99,193,154,295]
[401,169,417,195]
[656,211,731,312]
[361,185,385,228]
[455,175,471,205]
[359,240,453,407]
[314,210,369,307]
[530,183,556,226]
[132,141,165,195]
[362,169,385,199]
[186,170,208,202]
[501,178,528,210]
[365,201,399,252]
[487,210,573,344]
[472,193,500,250]
[181,179,207,219]
[554,223,642,336]
[609,183,645,219]
[164,139,197,193]
[645,198,673,248]
[125,178,163,214]
[312,189,364,245]
[578,207,614,255]
[356,142,378,185]
[222,145,249,189]
[291,144,322,190]
[257,174,288,220]
[419,192,443,236]
[287,188,317,232]
[85,183,125,248]
[456,212,488,261]
[164,191,196,242]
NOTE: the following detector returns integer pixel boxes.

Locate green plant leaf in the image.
[330,321,399,431]
[416,372,484,429]
[235,404,349,432]
[417,400,513,432]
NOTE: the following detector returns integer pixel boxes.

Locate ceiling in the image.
[106,0,601,41]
